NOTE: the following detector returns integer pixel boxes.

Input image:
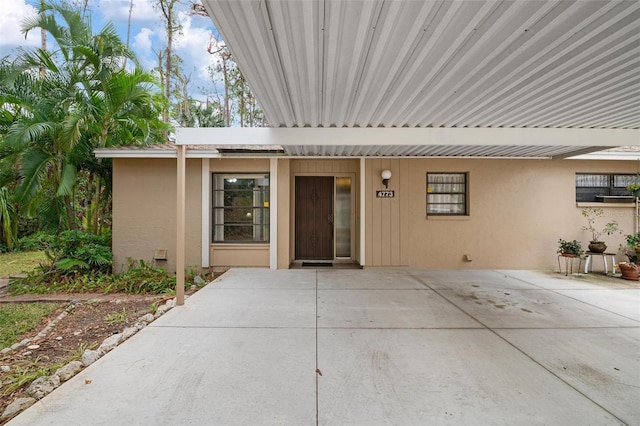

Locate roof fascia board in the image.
[94,150,177,158]
[175,127,639,147]
[568,151,640,161]
[94,149,222,159]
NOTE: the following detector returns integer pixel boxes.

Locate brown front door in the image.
[295,176,334,260]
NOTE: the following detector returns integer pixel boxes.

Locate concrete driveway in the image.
[9,269,640,425]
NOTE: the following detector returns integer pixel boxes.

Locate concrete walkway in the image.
[9,269,640,425]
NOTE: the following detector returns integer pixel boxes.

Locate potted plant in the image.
[625,232,640,256]
[618,262,639,281]
[627,182,640,198]
[581,207,621,253]
[557,239,583,257]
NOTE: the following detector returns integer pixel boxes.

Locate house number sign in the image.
[376,190,395,198]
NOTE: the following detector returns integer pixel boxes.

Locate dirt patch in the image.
[0,294,163,423]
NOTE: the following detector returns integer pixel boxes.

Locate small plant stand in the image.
[558,253,581,276]
[583,252,617,275]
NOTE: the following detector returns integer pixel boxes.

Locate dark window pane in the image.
[213,174,270,243]
[575,173,636,202]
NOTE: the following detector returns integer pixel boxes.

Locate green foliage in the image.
[8,259,176,296]
[557,239,583,256]
[626,233,640,250]
[48,230,112,274]
[627,182,640,196]
[0,2,167,235]
[0,186,17,248]
[0,303,61,348]
[105,308,128,326]
[15,232,54,252]
[580,208,621,242]
[68,341,97,361]
[102,260,176,295]
[0,358,65,396]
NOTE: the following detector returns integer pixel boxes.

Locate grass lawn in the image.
[0,303,62,348]
[0,251,47,279]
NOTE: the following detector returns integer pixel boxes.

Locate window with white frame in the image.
[426,173,468,215]
[212,173,269,242]
[575,173,637,202]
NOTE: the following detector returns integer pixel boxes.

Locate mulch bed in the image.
[0,294,163,423]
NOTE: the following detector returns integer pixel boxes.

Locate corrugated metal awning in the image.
[202,0,640,129]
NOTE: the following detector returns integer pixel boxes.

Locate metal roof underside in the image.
[281,144,601,158]
[202,0,640,130]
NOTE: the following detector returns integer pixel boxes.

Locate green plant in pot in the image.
[626,233,640,256]
[627,182,640,198]
[557,239,583,257]
[581,208,621,253]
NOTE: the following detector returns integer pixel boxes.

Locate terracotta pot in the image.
[619,263,639,281]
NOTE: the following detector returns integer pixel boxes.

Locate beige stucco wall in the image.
[363,158,638,269]
[112,156,637,273]
[112,158,202,273]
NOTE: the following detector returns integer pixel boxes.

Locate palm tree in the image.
[0,2,167,234]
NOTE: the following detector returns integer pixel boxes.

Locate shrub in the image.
[103,260,176,295]
[49,230,112,274]
[15,232,53,252]
[8,259,177,296]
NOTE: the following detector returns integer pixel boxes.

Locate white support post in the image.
[201,158,210,269]
[270,158,278,269]
[176,145,186,306]
[360,158,366,267]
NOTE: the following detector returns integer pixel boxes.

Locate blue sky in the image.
[0,0,224,100]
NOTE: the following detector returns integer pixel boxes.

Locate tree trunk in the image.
[124,0,134,69]
[39,0,47,77]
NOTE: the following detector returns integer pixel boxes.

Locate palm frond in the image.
[15,149,53,204]
[56,160,77,197]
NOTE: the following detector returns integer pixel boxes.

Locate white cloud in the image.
[173,12,220,85]
[0,0,40,54]
[97,0,157,23]
[133,27,154,53]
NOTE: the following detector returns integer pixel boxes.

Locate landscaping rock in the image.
[133,320,147,330]
[121,326,137,340]
[193,275,205,285]
[1,397,36,421]
[97,333,123,354]
[154,304,171,318]
[81,349,100,367]
[55,361,83,382]
[140,313,154,323]
[26,375,60,399]
[166,298,176,308]
[0,365,10,372]
[27,344,40,350]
